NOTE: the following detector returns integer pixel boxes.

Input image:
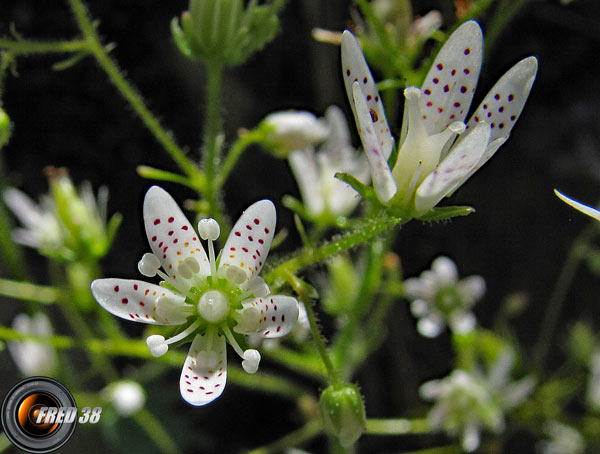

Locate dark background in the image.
[1,0,600,452]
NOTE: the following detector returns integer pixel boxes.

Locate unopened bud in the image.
[0,109,11,148]
[320,384,366,448]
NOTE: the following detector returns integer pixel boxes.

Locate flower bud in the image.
[319,384,366,448]
[259,110,328,158]
[172,0,284,66]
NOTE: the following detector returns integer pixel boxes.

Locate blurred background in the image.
[1,0,599,452]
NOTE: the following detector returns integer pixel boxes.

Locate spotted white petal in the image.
[289,149,326,217]
[91,278,188,325]
[341,30,393,159]
[219,200,275,281]
[352,82,397,203]
[143,186,210,280]
[465,56,538,142]
[180,331,227,406]
[420,20,483,135]
[555,190,600,221]
[235,295,299,338]
[415,121,491,215]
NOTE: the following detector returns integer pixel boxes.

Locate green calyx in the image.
[172,0,284,66]
[320,383,366,448]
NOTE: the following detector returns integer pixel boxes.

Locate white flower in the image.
[8,313,57,376]
[262,110,329,156]
[3,188,62,252]
[288,106,369,219]
[341,21,538,215]
[421,350,535,452]
[555,189,600,222]
[91,186,299,406]
[404,256,485,338]
[537,421,585,454]
[587,350,600,411]
[104,380,146,416]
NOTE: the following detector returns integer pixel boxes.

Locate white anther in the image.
[138,253,161,277]
[183,256,200,274]
[241,349,261,374]
[226,265,247,285]
[234,306,261,333]
[146,335,168,357]
[156,296,189,324]
[197,290,230,323]
[248,277,270,298]
[177,262,192,280]
[198,218,220,241]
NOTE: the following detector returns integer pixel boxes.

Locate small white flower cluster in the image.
[404,256,485,338]
[420,350,535,452]
[8,313,57,376]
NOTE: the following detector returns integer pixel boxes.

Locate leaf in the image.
[417,205,475,221]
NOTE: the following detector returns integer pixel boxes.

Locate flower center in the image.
[197,290,230,323]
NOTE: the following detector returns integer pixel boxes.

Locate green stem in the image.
[248,419,323,454]
[286,272,340,385]
[217,129,263,189]
[67,0,201,181]
[364,418,430,435]
[0,38,88,55]
[201,61,228,232]
[0,432,11,453]
[0,279,59,303]
[533,224,598,371]
[265,213,403,288]
[133,408,181,454]
[0,326,309,400]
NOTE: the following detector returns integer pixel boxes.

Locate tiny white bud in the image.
[105,381,146,417]
[138,253,161,277]
[241,349,261,374]
[226,265,247,284]
[248,276,270,297]
[198,218,220,241]
[146,335,168,357]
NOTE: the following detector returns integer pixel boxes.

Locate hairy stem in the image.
[67,0,201,181]
[0,38,88,55]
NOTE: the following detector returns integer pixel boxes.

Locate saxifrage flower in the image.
[341,21,538,215]
[91,186,299,406]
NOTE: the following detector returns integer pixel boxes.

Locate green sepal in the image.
[335,172,379,205]
[171,17,192,58]
[0,109,11,148]
[417,205,475,221]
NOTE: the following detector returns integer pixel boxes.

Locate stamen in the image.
[164,320,201,345]
[221,323,245,358]
[146,335,168,357]
[248,277,270,298]
[226,266,246,285]
[138,253,161,277]
[156,295,193,324]
[439,121,466,161]
[241,349,261,374]
[199,219,220,277]
[233,306,261,333]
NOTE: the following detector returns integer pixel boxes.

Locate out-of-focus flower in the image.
[3,168,121,261]
[0,107,12,148]
[421,350,535,452]
[555,189,600,222]
[341,21,537,215]
[103,380,146,416]
[8,313,57,376]
[404,256,484,338]
[288,106,369,220]
[91,186,298,406]
[537,421,585,454]
[587,350,600,411]
[260,110,329,158]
